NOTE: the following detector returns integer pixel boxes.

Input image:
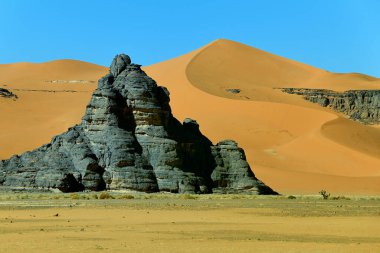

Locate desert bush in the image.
[99,192,114,199]
[331,196,350,200]
[319,190,330,200]
[118,194,135,199]
[287,195,296,199]
[70,193,80,200]
[181,194,197,200]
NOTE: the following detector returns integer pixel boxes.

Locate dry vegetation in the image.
[0,191,380,252]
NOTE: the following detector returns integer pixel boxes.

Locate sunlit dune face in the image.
[1,39,380,194]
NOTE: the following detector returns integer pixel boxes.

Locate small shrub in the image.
[99,192,114,199]
[331,196,350,200]
[319,190,330,200]
[181,194,197,200]
[92,194,98,199]
[70,193,80,200]
[287,195,296,199]
[118,194,134,199]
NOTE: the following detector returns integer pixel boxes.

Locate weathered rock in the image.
[0,55,277,195]
[226,89,241,94]
[0,87,17,99]
[281,88,380,124]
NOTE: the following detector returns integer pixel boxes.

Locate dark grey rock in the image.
[226,89,241,94]
[0,87,17,99]
[281,88,380,124]
[0,54,277,195]
[110,54,131,77]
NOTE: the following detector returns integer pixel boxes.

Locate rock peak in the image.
[0,54,277,195]
[110,53,131,77]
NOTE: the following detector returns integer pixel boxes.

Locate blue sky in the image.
[1,0,380,76]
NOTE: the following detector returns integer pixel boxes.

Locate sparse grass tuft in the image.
[70,193,80,200]
[181,194,197,200]
[331,196,350,200]
[99,192,114,199]
[118,194,134,199]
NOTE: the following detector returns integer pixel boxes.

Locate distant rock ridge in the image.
[281,88,380,124]
[0,54,276,194]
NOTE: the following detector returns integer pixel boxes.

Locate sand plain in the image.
[0,193,380,253]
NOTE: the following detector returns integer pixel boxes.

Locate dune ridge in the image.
[144,39,380,194]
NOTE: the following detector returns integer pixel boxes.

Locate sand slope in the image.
[144,39,380,194]
[0,60,107,158]
[2,39,380,194]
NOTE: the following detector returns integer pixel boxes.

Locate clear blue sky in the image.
[1,0,380,76]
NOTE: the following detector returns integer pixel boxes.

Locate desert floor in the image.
[0,192,379,253]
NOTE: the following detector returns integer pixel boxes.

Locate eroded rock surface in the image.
[0,87,17,99]
[281,88,380,124]
[0,54,276,194]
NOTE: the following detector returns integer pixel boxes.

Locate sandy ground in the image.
[0,193,379,253]
[2,39,380,194]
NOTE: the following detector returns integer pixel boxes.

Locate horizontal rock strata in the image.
[281,88,380,124]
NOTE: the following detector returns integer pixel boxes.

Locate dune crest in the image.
[144,39,380,194]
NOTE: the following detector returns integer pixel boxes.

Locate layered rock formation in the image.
[281,88,380,124]
[0,54,276,194]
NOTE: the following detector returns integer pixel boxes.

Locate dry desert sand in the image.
[2,39,380,194]
[0,193,379,253]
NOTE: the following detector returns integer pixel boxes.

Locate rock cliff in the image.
[0,54,276,194]
[281,88,380,124]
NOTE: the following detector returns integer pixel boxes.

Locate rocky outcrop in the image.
[0,54,276,195]
[281,88,380,124]
[0,88,17,99]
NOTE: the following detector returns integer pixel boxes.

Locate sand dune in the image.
[2,39,380,194]
[0,60,107,158]
[186,39,380,100]
[144,39,380,194]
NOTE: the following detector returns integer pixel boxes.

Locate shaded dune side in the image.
[186,39,380,102]
[145,39,380,194]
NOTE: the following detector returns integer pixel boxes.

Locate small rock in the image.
[226,88,241,94]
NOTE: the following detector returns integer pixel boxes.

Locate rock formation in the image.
[0,54,276,194]
[0,87,17,99]
[281,88,380,124]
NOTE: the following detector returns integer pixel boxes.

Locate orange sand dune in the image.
[144,39,380,194]
[186,39,380,101]
[0,60,108,158]
[2,39,380,194]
